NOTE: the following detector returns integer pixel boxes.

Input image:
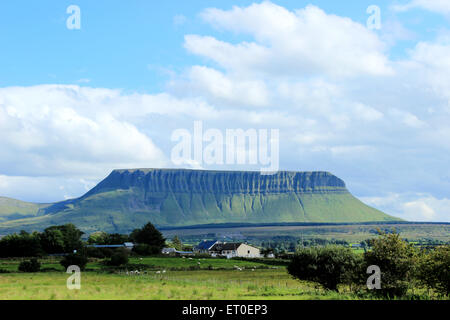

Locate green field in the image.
[0,256,443,300]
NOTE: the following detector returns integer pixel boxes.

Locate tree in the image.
[40,228,65,254]
[130,222,165,255]
[0,231,43,257]
[172,235,183,251]
[363,230,419,297]
[87,231,108,245]
[416,245,449,297]
[288,246,362,291]
[41,224,84,253]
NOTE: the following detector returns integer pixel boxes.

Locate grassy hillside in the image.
[0,197,49,223]
[0,169,400,234]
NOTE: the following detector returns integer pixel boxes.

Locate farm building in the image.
[193,240,219,253]
[209,242,261,258]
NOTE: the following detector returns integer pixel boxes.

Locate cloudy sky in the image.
[0,0,449,222]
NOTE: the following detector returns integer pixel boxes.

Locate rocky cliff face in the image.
[86,169,348,196]
[0,169,400,234]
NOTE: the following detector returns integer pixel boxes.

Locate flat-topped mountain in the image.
[0,169,400,234]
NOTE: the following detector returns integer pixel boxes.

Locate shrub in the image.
[288,246,362,291]
[86,247,114,258]
[106,249,129,266]
[416,245,450,297]
[363,231,419,298]
[18,258,41,272]
[60,253,88,271]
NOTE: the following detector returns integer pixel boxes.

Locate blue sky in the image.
[1,0,446,89]
[0,1,450,222]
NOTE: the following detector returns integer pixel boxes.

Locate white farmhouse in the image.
[209,242,261,258]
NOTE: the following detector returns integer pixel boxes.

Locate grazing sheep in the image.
[162,270,166,273]
[156,271,161,274]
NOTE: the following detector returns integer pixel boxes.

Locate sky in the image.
[0,0,449,222]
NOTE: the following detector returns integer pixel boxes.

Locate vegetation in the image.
[60,253,88,271]
[106,248,129,267]
[288,246,362,291]
[287,230,449,299]
[130,222,165,255]
[416,245,450,296]
[18,258,40,272]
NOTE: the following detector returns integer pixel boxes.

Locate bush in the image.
[416,245,450,297]
[86,247,114,258]
[363,231,419,298]
[288,246,362,291]
[106,249,129,266]
[60,253,88,271]
[18,258,41,272]
[132,243,161,256]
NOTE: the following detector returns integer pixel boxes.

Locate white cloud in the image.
[362,193,450,222]
[189,2,393,78]
[392,0,450,16]
[0,2,450,223]
[0,85,168,179]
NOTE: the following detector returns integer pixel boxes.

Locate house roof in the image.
[195,240,218,250]
[210,242,243,251]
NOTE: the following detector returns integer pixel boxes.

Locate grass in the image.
[0,269,359,300]
[0,256,446,300]
[0,256,282,273]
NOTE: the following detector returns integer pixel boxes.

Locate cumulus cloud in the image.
[1,2,450,223]
[361,193,450,222]
[191,2,393,78]
[0,85,168,179]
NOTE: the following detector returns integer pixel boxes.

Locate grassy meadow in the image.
[0,255,444,300]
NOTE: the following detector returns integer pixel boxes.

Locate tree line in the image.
[287,231,449,298]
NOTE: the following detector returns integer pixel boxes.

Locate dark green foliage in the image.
[18,258,41,272]
[106,248,129,266]
[40,224,83,253]
[288,246,362,291]
[130,222,165,254]
[363,231,419,297]
[87,232,129,245]
[132,243,161,256]
[60,253,88,271]
[416,245,450,296]
[0,231,43,257]
[86,247,114,258]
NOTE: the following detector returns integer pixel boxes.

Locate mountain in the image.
[0,169,400,234]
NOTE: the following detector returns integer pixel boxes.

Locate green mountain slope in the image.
[0,169,401,234]
[0,197,49,223]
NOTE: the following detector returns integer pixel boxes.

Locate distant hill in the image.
[0,169,401,234]
[0,197,49,223]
